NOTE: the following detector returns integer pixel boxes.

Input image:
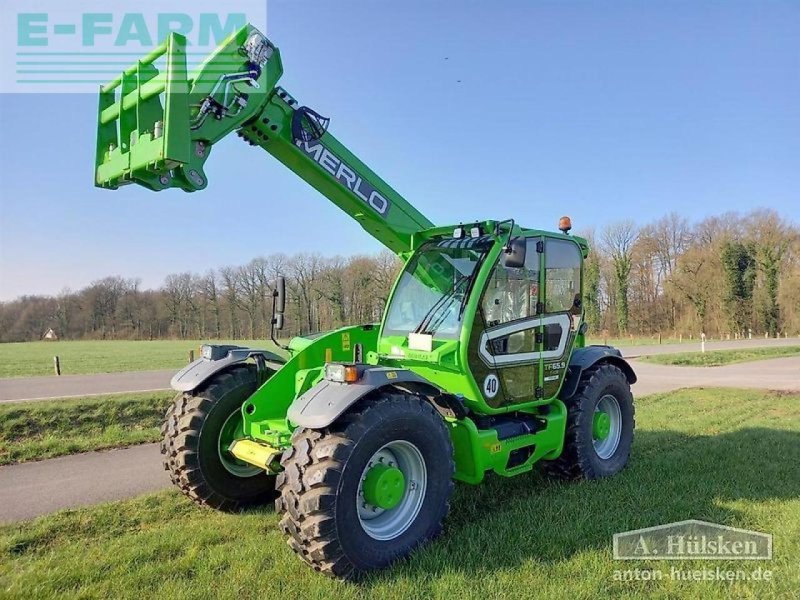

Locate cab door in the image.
[470,237,545,408]
[540,236,583,398]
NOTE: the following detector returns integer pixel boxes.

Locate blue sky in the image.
[1,0,798,300]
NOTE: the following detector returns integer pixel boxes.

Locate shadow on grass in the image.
[369,426,800,581]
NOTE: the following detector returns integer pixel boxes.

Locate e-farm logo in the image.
[17,13,247,48]
[0,0,267,93]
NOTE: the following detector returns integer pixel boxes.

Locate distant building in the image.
[43,328,58,341]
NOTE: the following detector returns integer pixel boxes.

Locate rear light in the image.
[325,363,360,383]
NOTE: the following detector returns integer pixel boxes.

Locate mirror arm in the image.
[493,219,516,252]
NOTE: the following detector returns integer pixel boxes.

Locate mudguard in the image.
[559,345,637,400]
[288,367,440,429]
[171,345,286,392]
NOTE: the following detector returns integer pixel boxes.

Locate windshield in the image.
[383,239,491,340]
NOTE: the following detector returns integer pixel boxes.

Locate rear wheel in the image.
[275,393,454,579]
[161,364,276,510]
[544,363,635,479]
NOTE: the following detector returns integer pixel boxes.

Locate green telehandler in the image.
[94,24,637,579]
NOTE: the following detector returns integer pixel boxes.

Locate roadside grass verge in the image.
[586,335,685,347]
[1,388,798,598]
[640,345,800,367]
[0,340,286,378]
[0,392,174,465]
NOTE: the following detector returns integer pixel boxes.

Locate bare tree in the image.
[200,270,222,339]
[602,220,639,334]
[219,266,242,338]
[747,210,795,336]
[290,253,323,334]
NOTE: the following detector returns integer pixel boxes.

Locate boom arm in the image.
[95,25,432,254]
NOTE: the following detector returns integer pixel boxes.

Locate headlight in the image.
[201,344,214,360]
[325,363,359,383]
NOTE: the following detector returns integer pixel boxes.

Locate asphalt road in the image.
[620,336,800,359]
[0,444,169,523]
[630,355,800,396]
[1,337,797,403]
[0,370,174,403]
[1,355,798,524]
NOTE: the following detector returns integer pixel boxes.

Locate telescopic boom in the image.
[95,24,432,254]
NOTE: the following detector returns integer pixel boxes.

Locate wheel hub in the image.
[362,464,406,509]
[592,394,623,460]
[593,411,611,440]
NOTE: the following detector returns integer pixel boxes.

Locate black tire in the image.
[161,364,276,511]
[275,393,454,579]
[544,363,635,480]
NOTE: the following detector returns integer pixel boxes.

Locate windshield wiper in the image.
[411,245,493,337]
[413,275,470,335]
[424,290,463,335]
[457,247,492,319]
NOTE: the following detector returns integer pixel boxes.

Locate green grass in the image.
[0,392,174,465]
[0,340,285,378]
[640,345,800,367]
[2,388,798,598]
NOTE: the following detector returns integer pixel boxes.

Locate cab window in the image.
[545,239,581,313]
[481,240,540,327]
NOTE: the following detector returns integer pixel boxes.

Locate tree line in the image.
[0,251,401,343]
[1,209,797,343]
[582,209,799,339]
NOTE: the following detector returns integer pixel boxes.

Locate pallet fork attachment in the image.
[95,25,280,192]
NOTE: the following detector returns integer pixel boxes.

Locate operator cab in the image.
[378,219,586,413]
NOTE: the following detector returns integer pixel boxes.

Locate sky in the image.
[0,0,798,300]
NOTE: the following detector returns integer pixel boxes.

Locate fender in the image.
[287,367,447,429]
[559,345,637,400]
[171,345,286,392]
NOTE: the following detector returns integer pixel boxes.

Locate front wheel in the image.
[161,364,276,510]
[544,363,635,479]
[276,393,454,579]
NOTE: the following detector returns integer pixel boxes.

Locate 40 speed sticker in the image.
[483,373,499,399]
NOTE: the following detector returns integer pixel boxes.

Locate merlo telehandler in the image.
[94,24,637,579]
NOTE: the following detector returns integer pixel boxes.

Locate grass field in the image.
[1,388,798,598]
[0,340,285,378]
[0,336,695,380]
[0,391,174,465]
[3,336,789,379]
[1,338,632,379]
[640,345,800,367]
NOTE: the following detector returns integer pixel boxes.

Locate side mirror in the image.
[275,276,286,315]
[503,237,527,269]
[271,276,286,335]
